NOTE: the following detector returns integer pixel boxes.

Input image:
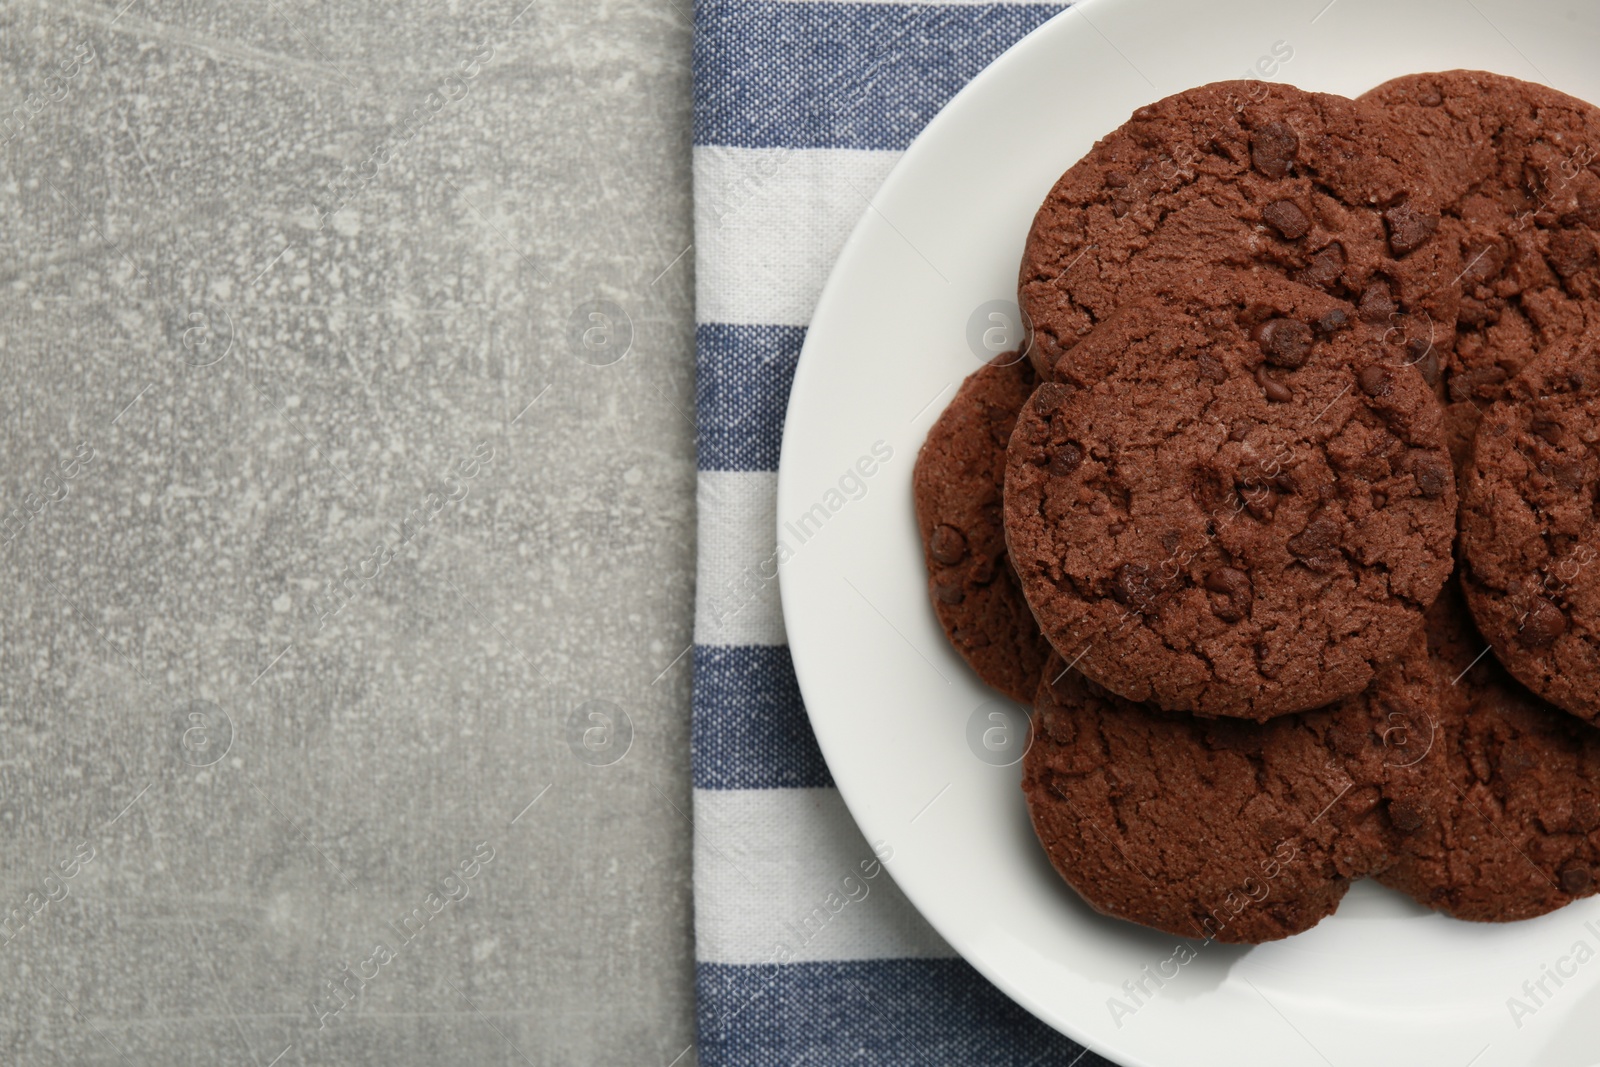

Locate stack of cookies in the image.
[913,72,1600,943]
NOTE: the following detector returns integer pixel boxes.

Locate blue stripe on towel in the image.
[693,644,834,790]
[693,0,1062,151]
[696,957,1114,1066]
[696,323,806,473]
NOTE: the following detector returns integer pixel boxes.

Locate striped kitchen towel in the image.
[690,1,1120,1062]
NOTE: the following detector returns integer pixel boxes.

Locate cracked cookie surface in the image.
[1363,70,1600,465]
[1374,580,1600,920]
[1459,335,1600,723]
[1004,272,1457,719]
[1018,79,1458,386]
[1023,635,1437,943]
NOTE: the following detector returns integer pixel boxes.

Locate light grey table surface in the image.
[0,1,698,1063]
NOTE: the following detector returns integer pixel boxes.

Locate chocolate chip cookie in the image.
[913,354,1051,702]
[1363,71,1600,463]
[1023,634,1438,944]
[1005,271,1457,720]
[1458,336,1600,724]
[1374,580,1600,921]
[1019,80,1458,386]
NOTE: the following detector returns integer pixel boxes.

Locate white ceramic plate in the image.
[777,1,1600,1064]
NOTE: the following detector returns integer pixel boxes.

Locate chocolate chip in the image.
[1388,799,1425,834]
[1316,307,1350,333]
[1107,521,1125,536]
[1548,229,1597,278]
[929,524,967,565]
[1251,121,1298,179]
[1358,280,1396,324]
[969,556,997,584]
[1241,483,1277,521]
[1459,243,1503,286]
[1111,562,1162,615]
[1358,364,1394,397]
[1297,243,1345,289]
[932,578,965,605]
[1560,865,1593,895]
[1383,202,1439,255]
[1204,566,1252,622]
[1371,490,1387,509]
[1105,170,1130,188]
[1109,564,1139,604]
[1261,199,1310,239]
[1367,432,1403,464]
[1255,364,1293,402]
[1111,199,1131,218]
[1254,318,1313,368]
[1228,422,1252,442]
[1051,442,1084,476]
[1547,459,1586,491]
[1533,420,1564,446]
[1411,454,1450,499]
[1196,351,1228,384]
[1407,338,1440,385]
[1448,364,1508,403]
[1287,508,1343,572]
[1521,596,1568,646]
[1031,381,1072,416]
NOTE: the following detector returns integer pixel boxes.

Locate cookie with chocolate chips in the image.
[1363,71,1600,464]
[1023,633,1438,944]
[1458,336,1600,724]
[1374,581,1600,921]
[1019,79,1458,385]
[913,354,1052,701]
[1004,271,1457,720]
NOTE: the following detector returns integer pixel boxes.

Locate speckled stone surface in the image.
[0,2,697,1064]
